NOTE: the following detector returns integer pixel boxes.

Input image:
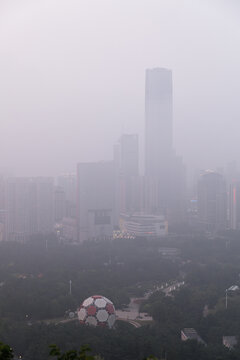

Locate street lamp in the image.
[69,280,72,295]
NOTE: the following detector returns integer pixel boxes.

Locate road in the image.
[117,318,141,328]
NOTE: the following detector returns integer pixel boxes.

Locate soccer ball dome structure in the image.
[78,295,116,328]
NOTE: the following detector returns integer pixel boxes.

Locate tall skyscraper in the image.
[144,68,186,223]
[145,68,173,177]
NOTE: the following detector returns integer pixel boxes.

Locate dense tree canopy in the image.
[0,232,240,359]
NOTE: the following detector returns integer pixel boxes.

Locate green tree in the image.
[49,344,102,360]
[0,342,13,360]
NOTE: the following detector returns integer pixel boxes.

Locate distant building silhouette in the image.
[77,162,115,242]
[144,68,186,223]
[114,134,140,216]
[197,171,227,233]
[229,181,240,230]
[5,177,54,242]
[54,186,66,222]
[145,68,173,177]
[118,134,139,177]
[57,173,76,218]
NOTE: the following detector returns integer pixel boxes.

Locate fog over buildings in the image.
[1,0,240,241]
[0,0,240,177]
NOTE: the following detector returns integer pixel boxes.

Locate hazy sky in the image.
[0,0,240,176]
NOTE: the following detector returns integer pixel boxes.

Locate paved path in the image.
[117,318,141,328]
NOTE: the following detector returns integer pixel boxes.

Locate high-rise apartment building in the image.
[77,162,115,242]
[229,181,240,230]
[57,173,76,218]
[54,186,66,222]
[5,177,54,242]
[198,171,227,233]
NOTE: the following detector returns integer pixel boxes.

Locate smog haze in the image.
[0,0,240,176]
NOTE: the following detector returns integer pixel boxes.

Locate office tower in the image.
[198,171,227,233]
[77,162,115,242]
[145,68,173,177]
[5,177,54,242]
[229,181,240,230]
[144,68,186,223]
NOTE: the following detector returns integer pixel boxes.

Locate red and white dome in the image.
[78,295,116,328]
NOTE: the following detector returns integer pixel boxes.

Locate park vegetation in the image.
[0,232,240,359]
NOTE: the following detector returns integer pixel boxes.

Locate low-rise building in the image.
[158,247,181,258]
[223,336,237,350]
[120,213,168,238]
[181,328,206,345]
[55,217,77,243]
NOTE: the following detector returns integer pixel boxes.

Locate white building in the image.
[120,213,168,238]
